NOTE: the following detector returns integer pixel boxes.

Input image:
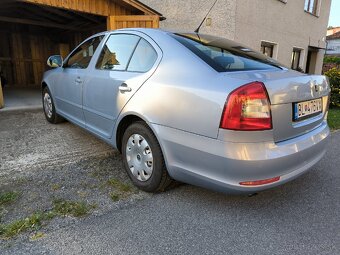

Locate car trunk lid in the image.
[224,70,330,142]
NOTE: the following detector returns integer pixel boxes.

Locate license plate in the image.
[293,98,322,121]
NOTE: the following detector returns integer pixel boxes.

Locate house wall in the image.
[141,0,331,74]
[327,27,340,36]
[326,39,340,56]
[235,0,331,74]
[140,0,237,40]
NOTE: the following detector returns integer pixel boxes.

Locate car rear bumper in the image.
[153,120,330,194]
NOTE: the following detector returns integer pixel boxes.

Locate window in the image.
[96,34,140,71]
[261,42,275,58]
[304,0,319,15]
[64,36,103,69]
[172,34,282,72]
[291,48,302,70]
[127,39,158,73]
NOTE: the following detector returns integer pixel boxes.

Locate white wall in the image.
[141,0,237,40]
[327,39,340,55]
[141,0,332,74]
[234,0,331,74]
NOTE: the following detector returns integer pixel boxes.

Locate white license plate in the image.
[293,98,322,121]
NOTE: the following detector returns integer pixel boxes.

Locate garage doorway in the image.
[0,0,162,110]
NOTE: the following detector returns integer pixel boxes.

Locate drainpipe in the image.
[0,79,4,109]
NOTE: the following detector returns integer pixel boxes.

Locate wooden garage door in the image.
[107,15,159,30]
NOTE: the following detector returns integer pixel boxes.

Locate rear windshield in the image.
[171,33,283,72]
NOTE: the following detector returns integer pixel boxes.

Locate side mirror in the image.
[47,55,63,68]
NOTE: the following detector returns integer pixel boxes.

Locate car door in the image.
[83,33,160,139]
[54,36,103,127]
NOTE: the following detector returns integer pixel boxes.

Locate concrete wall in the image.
[327,39,340,55]
[141,0,237,40]
[234,0,331,74]
[141,0,331,74]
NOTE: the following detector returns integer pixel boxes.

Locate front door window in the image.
[64,36,104,69]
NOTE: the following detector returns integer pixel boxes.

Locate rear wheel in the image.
[122,121,173,192]
[42,87,64,124]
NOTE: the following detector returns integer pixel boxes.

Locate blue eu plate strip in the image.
[294,103,298,120]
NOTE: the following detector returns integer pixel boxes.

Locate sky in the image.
[328,0,340,27]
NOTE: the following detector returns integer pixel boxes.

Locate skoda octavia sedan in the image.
[42,28,330,194]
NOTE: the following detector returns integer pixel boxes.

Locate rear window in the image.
[171,33,283,72]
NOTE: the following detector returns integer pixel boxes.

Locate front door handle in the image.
[75,77,82,84]
[119,83,132,93]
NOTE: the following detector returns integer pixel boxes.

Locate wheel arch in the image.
[41,81,48,92]
[114,113,166,165]
[115,114,145,153]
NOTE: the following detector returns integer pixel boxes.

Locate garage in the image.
[0,0,162,109]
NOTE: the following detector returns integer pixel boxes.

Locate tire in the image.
[42,86,64,124]
[122,121,173,192]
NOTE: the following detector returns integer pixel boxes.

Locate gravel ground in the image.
[0,110,339,254]
[0,110,149,244]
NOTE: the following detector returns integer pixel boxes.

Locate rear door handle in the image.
[119,83,132,93]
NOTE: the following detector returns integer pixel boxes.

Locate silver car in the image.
[42,29,330,194]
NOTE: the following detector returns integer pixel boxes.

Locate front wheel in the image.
[42,87,64,124]
[122,121,173,192]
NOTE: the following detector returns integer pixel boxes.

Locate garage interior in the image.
[0,0,162,109]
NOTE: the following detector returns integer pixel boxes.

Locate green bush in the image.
[324,56,340,65]
[325,68,340,107]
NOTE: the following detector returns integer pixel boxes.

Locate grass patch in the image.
[0,212,52,239]
[328,108,340,130]
[51,184,61,191]
[52,199,93,217]
[0,199,94,239]
[109,192,120,202]
[0,192,19,206]
[30,232,45,241]
[107,178,133,193]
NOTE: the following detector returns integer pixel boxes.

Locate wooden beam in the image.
[24,5,70,23]
[121,0,162,16]
[107,15,159,30]
[20,0,109,16]
[38,5,79,21]
[19,0,162,18]
[107,16,117,30]
[70,11,103,24]
[0,16,84,31]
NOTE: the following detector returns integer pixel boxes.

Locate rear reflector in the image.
[220,81,272,131]
[239,176,280,186]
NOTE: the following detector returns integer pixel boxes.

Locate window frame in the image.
[171,34,283,73]
[291,48,303,70]
[127,38,159,73]
[95,33,141,72]
[260,41,276,58]
[304,0,320,16]
[63,35,104,70]
[95,33,159,73]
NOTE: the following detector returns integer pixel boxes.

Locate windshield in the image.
[171,33,284,72]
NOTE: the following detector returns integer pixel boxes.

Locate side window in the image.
[64,36,103,69]
[96,34,140,71]
[127,39,158,73]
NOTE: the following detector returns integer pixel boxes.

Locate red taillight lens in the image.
[220,82,272,131]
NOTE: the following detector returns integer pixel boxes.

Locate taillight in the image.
[220,82,272,131]
[239,176,280,186]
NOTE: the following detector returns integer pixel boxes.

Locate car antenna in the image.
[194,0,219,34]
